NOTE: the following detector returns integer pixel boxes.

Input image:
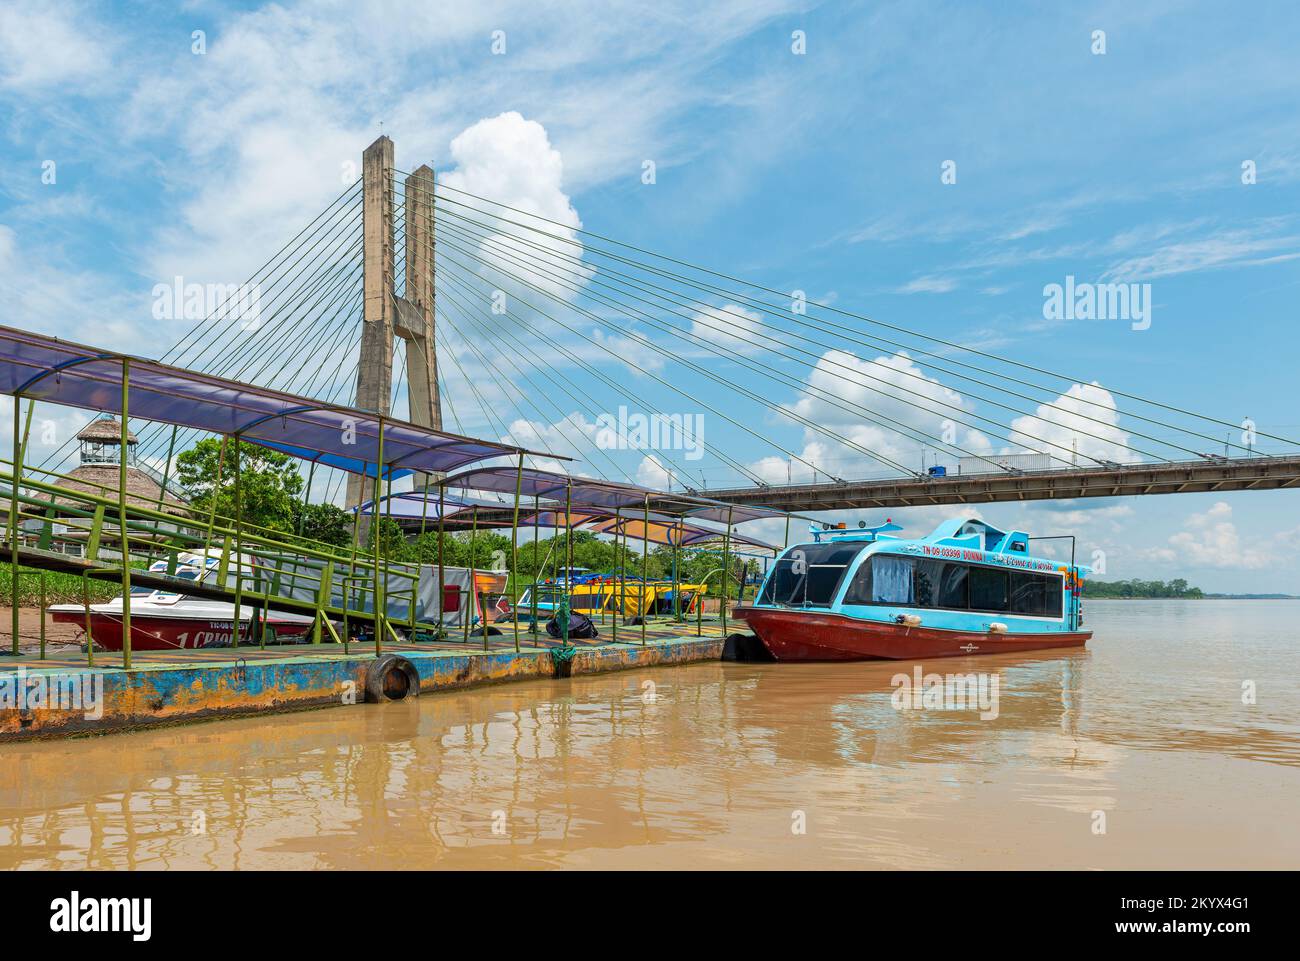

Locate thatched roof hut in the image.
[56,416,190,516]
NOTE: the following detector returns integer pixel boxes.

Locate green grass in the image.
[0,562,120,606]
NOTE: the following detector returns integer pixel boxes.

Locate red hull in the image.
[734,606,1090,661]
[49,612,314,651]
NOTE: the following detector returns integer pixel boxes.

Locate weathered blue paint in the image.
[0,633,724,740]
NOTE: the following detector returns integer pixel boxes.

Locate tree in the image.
[175,439,305,535]
[293,501,354,548]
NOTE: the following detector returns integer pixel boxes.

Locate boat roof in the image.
[807,516,1089,572]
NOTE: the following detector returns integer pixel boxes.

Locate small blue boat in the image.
[735,517,1091,660]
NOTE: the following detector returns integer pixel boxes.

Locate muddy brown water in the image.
[1,600,1297,869]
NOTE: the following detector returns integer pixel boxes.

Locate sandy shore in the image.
[0,606,84,653]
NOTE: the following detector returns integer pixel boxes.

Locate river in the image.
[1,599,1297,869]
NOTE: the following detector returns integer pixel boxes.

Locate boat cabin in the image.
[754,517,1087,633]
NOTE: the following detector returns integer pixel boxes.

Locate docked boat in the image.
[515,571,705,620]
[735,518,1091,660]
[49,551,315,651]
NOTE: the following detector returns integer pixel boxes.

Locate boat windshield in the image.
[757,542,868,607]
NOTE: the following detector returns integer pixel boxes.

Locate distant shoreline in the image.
[1090,595,1300,601]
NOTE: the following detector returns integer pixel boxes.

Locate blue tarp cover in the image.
[0,325,543,476]
[441,466,785,523]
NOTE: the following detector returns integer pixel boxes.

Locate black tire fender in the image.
[364,653,421,702]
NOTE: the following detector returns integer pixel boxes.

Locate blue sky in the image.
[1,0,1299,591]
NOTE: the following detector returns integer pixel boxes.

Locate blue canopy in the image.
[441,466,786,523]
[0,324,549,477]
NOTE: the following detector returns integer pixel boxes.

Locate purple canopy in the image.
[585,514,776,550]
[441,466,786,523]
[0,325,546,478]
[356,491,485,517]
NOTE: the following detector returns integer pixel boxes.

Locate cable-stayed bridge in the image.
[39,134,1299,516]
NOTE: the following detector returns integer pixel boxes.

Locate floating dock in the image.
[0,621,727,740]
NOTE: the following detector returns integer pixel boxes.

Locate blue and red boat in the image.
[735,518,1091,660]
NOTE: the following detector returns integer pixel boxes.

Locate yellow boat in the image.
[515,575,706,620]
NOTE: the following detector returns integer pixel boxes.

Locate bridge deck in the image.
[701,455,1300,512]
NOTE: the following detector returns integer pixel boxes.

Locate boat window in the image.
[870,555,913,604]
[969,566,1010,612]
[913,560,969,609]
[1009,572,1063,617]
[840,556,1061,617]
[758,542,867,607]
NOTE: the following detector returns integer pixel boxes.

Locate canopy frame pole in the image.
[119,361,133,669]
[466,505,475,647]
[380,447,398,640]
[437,484,446,635]
[230,431,242,652]
[82,572,94,667]
[562,480,572,646]
[530,494,539,632]
[9,392,21,656]
[372,417,386,657]
[619,518,627,626]
[641,495,649,645]
[720,506,733,638]
[510,453,523,653]
[611,506,620,644]
[672,524,681,623]
[202,436,228,561]
[297,460,317,537]
[157,424,178,514]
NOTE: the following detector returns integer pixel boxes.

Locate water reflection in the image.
[1,600,1297,869]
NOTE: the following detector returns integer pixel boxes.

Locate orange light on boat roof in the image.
[836,522,847,529]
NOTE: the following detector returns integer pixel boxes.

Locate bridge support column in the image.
[347,135,396,512]
[399,164,441,490]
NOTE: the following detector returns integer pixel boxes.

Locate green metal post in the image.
[38,572,45,659]
[510,452,523,653]
[82,573,94,667]
[618,519,627,627]
[158,424,177,514]
[297,459,317,537]
[230,435,242,651]
[119,362,133,669]
[531,494,539,633]
[9,393,21,656]
[437,483,446,633]
[672,526,681,622]
[641,495,649,646]
[466,506,476,646]
[202,437,228,562]
[610,506,619,644]
[721,506,733,638]
[372,418,385,657]
[563,480,572,645]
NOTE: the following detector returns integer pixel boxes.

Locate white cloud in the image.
[1007,382,1138,466]
[0,3,111,90]
[688,302,767,356]
[441,111,588,306]
[1102,227,1300,282]
[1144,501,1276,570]
[895,275,958,294]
